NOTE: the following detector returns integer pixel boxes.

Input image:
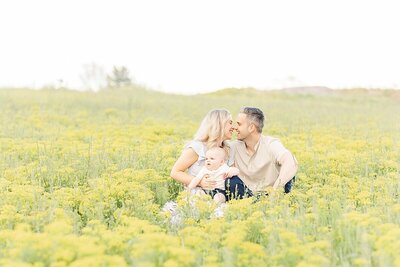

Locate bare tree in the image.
[79,63,107,91]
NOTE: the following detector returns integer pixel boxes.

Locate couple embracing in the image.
[170,107,298,204]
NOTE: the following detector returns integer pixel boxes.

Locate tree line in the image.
[80,63,136,91]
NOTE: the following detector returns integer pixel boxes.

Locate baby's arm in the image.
[224,166,240,179]
[188,169,207,190]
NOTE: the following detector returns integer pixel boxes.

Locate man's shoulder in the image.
[261,135,281,145]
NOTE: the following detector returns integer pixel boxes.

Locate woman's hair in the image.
[193,109,232,150]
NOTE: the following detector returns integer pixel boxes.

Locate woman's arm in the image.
[170,148,217,188]
[170,148,199,186]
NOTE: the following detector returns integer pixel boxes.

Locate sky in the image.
[0,0,399,94]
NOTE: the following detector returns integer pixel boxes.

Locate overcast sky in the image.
[0,0,399,94]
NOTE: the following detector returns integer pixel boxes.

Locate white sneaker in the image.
[162,201,178,214]
[162,201,183,227]
[212,203,227,218]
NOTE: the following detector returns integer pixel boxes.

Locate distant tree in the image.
[106,66,132,88]
[79,63,107,91]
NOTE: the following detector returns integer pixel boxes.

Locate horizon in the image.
[2,85,399,97]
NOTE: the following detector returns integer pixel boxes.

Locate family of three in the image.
[170,107,298,205]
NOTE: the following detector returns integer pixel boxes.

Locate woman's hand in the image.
[199,174,217,189]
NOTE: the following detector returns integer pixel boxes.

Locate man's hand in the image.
[273,177,282,190]
[199,174,216,189]
[273,152,298,190]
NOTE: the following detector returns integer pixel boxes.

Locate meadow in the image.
[0,87,399,266]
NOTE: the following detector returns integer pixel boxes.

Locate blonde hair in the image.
[206,147,226,161]
[194,109,232,152]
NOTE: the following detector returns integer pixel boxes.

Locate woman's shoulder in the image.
[185,140,205,148]
[185,140,206,157]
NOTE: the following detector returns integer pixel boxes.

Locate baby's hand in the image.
[202,174,210,180]
[223,169,235,179]
[224,167,240,179]
[273,177,282,190]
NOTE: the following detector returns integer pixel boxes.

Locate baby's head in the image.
[205,147,226,171]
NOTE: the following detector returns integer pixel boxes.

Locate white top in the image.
[186,140,234,177]
[191,163,231,190]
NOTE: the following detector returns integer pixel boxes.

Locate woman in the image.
[170,108,234,190]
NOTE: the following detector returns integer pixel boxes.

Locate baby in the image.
[188,147,239,204]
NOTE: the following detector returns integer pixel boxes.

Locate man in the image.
[226,107,298,200]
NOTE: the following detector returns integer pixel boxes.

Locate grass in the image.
[0,87,399,266]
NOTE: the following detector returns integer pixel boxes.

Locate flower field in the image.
[0,87,399,266]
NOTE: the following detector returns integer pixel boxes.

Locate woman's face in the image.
[223,117,234,140]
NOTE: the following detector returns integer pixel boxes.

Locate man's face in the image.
[235,113,251,141]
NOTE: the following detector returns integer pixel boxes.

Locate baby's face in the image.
[205,150,225,171]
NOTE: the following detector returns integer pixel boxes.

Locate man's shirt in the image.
[232,135,291,192]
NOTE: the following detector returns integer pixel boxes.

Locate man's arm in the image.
[273,151,298,190]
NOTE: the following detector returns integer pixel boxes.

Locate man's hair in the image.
[239,107,264,133]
